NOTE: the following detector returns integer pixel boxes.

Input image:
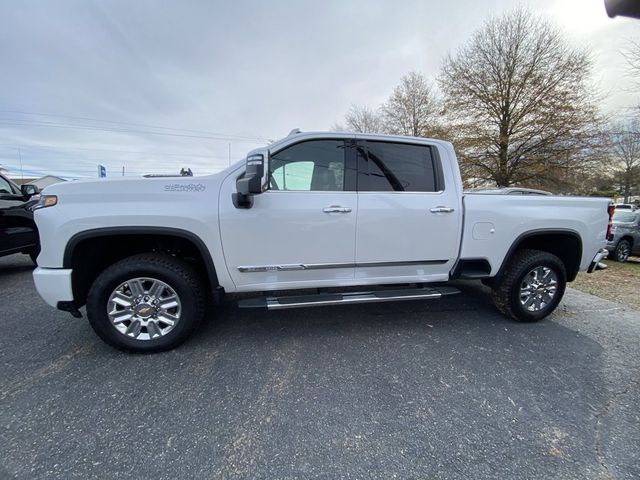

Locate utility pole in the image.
[17,146,24,180]
[122,166,125,177]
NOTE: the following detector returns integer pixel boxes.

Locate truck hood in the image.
[42,173,225,197]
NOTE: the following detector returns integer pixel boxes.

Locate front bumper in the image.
[33,267,74,307]
[587,248,608,273]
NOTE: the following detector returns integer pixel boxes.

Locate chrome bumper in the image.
[587,248,608,273]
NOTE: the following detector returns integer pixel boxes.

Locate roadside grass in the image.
[572,257,640,310]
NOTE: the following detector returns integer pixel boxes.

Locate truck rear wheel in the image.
[491,249,566,322]
[86,253,205,352]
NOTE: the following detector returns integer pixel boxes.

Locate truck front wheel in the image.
[491,249,567,322]
[86,253,205,352]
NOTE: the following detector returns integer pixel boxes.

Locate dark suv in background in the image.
[0,173,40,263]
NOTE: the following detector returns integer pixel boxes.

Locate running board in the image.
[238,286,460,310]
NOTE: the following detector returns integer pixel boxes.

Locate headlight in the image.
[31,195,58,211]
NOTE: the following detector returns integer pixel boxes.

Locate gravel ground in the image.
[1,253,639,479]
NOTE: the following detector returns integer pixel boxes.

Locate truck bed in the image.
[461,193,610,276]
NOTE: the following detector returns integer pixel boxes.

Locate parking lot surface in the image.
[1,253,639,479]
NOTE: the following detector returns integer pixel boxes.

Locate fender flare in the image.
[494,228,583,281]
[63,226,219,291]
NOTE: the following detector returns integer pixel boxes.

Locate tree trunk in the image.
[624,169,632,203]
[497,122,510,187]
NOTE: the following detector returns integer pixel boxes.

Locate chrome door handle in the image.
[323,205,352,213]
[430,206,455,213]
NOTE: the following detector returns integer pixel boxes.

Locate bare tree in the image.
[342,104,384,133]
[381,71,441,137]
[622,38,640,91]
[333,72,444,138]
[610,120,640,202]
[438,9,602,188]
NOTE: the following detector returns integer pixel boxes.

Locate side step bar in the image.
[238,286,460,310]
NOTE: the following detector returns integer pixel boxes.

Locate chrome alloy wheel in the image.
[107,277,182,340]
[519,266,558,312]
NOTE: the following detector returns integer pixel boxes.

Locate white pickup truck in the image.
[32,131,611,352]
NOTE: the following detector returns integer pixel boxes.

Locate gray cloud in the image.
[0,0,637,179]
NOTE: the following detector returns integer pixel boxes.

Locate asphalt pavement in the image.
[1,253,639,479]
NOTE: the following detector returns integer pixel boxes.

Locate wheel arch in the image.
[64,227,219,307]
[617,235,634,248]
[495,229,583,283]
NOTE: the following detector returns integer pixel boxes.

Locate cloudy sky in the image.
[0,0,638,179]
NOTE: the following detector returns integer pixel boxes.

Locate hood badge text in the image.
[164,183,206,192]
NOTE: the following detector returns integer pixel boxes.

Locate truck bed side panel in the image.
[461,194,610,276]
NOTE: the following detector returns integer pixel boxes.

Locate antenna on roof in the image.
[288,128,301,136]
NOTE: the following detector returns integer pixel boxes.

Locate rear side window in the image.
[357,141,439,192]
[269,140,347,191]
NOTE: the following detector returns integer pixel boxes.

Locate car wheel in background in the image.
[613,240,631,262]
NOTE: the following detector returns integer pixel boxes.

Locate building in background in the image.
[13,175,66,189]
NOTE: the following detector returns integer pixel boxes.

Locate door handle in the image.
[323,205,352,214]
[430,206,455,213]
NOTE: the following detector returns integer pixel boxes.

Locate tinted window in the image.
[0,175,13,194]
[269,140,346,191]
[358,141,438,192]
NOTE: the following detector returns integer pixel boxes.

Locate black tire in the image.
[491,249,567,322]
[86,253,205,352]
[613,239,631,263]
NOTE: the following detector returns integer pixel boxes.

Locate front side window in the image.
[357,141,438,192]
[0,175,13,194]
[269,140,346,191]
